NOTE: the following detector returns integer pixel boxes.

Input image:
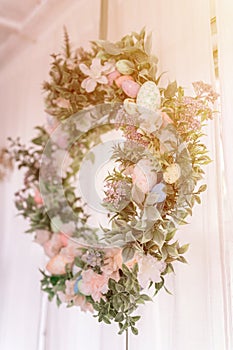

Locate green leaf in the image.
[131,326,139,335]
[122,246,135,262]
[164,81,177,98]
[141,230,154,244]
[31,136,43,145]
[154,278,164,294]
[131,185,145,206]
[198,184,207,193]
[153,230,165,248]
[144,31,152,55]
[177,256,188,264]
[108,278,117,291]
[103,316,111,324]
[115,313,124,322]
[121,264,131,276]
[97,40,122,55]
[165,229,176,242]
[178,243,189,254]
[145,192,159,206]
[131,315,141,323]
[194,195,201,204]
[164,285,173,295]
[140,294,152,302]
[143,206,161,222]
[166,245,179,258]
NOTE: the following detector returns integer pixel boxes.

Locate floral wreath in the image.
[4,28,218,335]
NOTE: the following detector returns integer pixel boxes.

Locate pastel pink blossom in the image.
[79,269,108,302]
[60,240,82,261]
[34,230,51,245]
[79,58,114,93]
[46,254,73,275]
[101,248,122,281]
[59,233,68,247]
[107,70,121,85]
[55,97,71,109]
[73,294,94,312]
[121,80,140,98]
[115,75,133,88]
[43,233,64,258]
[138,254,166,288]
[34,188,43,205]
[58,280,93,312]
[132,159,158,194]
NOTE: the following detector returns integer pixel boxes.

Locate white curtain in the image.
[0,0,232,349]
[215,0,233,347]
[108,1,231,349]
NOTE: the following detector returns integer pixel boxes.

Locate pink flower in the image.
[101,248,122,281]
[138,254,166,288]
[58,280,94,312]
[59,233,68,247]
[79,58,114,93]
[43,233,64,258]
[60,240,82,261]
[121,80,140,98]
[74,294,94,312]
[107,70,121,85]
[79,269,108,302]
[46,254,73,275]
[34,230,51,245]
[115,75,133,88]
[54,97,71,109]
[34,188,43,205]
[132,159,158,194]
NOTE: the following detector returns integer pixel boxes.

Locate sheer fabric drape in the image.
[108,0,229,349]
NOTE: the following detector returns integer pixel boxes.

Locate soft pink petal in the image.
[102,61,115,73]
[84,78,97,92]
[79,63,91,76]
[96,75,108,85]
[91,58,102,71]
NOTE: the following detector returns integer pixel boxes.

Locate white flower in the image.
[79,58,114,93]
[138,253,166,289]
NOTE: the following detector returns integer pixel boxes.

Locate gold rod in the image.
[99,0,108,40]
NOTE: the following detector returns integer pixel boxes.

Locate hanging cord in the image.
[126,328,129,350]
[99,0,108,40]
